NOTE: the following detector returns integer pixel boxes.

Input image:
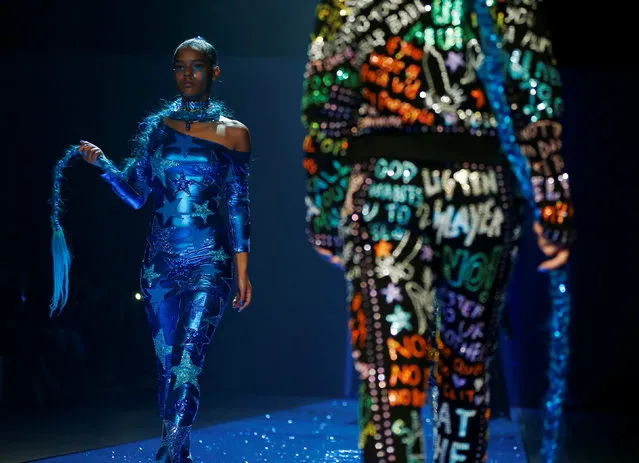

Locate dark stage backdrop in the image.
[0,0,634,417]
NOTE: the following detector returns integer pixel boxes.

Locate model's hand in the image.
[78,140,105,166]
[534,222,570,272]
[233,271,252,312]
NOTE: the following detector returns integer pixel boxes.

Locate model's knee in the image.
[165,393,199,426]
[166,385,200,426]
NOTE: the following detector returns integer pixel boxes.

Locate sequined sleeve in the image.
[225,150,251,253]
[502,0,575,246]
[98,122,160,210]
[302,0,361,258]
[99,153,153,210]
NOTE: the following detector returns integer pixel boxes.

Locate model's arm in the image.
[502,0,575,247]
[97,153,153,210]
[226,124,252,310]
[302,0,361,265]
[80,120,159,210]
[225,126,251,254]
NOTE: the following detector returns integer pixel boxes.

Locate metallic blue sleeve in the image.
[225,150,251,253]
[98,153,153,210]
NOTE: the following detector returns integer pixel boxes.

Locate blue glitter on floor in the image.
[34,400,527,462]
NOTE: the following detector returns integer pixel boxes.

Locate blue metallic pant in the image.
[144,251,233,462]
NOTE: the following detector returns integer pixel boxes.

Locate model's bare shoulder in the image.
[220,117,251,152]
[219,116,247,129]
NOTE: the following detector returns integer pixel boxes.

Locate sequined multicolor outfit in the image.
[302,1,573,462]
[99,101,251,462]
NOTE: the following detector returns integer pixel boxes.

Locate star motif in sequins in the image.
[172,172,195,196]
[143,264,161,287]
[191,201,215,220]
[150,152,177,186]
[445,51,465,72]
[171,350,202,392]
[420,245,434,261]
[193,164,218,187]
[381,283,403,304]
[148,218,175,259]
[153,330,172,366]
[374,240,393,258]
[183,327,213,357]
[386,305,412,336]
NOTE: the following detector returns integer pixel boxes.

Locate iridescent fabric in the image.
[101,123,250,462]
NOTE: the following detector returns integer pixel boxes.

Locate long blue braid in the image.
[473,1,572,462]
[49,147,77,316]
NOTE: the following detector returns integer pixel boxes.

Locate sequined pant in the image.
[340,158,522,463]
[144,252,233,462]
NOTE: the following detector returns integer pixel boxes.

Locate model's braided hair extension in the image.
[48,110,166,316]
[49,146,79,316]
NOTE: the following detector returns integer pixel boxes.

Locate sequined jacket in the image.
[302,0,574,257]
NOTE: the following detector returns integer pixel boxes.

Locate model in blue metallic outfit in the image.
[52,37,253,463]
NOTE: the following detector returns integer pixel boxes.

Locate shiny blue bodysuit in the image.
[100,120,251,462]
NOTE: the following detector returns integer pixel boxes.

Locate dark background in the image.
[0,0,634,424]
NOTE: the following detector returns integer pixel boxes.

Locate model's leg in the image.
[155,259,232,463]
[342,160,438,463]
[429,162,522,463]
[143,279,181,452]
